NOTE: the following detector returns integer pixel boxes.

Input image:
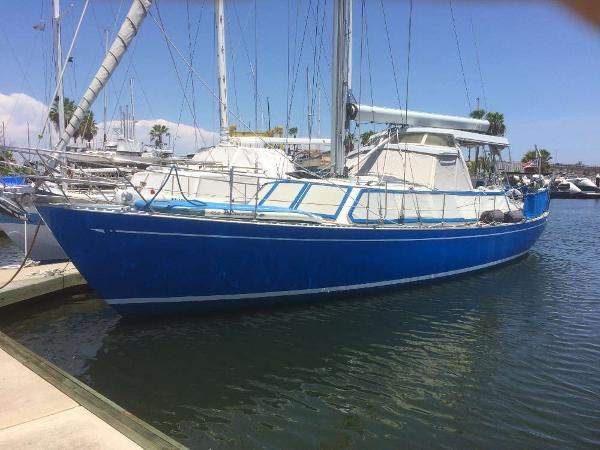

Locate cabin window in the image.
[349,189,499,224]
[295,184,349,217]
[260,182,305,208]
[424,133,454,147]
[388,133,425,145]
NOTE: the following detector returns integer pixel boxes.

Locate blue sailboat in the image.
[37,0,549,314]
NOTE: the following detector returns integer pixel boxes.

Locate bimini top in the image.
[191,144,295,179]
[404,127,510,149]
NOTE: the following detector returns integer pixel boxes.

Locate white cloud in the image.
[0,92,53,147]
[0,91,218,155]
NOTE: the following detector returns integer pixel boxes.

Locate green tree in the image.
[360,130,375,145]
[485,111,506,137]
[79,110,97,144]
[49,97,97,144]
[0,148,15,175]
[469,109,486,120]
[287,126,298,138]
[149,124,170,148]
[522,148,552,172]
[470,109,506,136]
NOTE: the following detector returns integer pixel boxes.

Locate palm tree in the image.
[360,130,375,145]
[49,97,76,134]
[469,109,506,136]
[287,126,298,138]
[484,112,506,137]
[522,148,552,172]
[149,124,170,148]
[79,110,98,145]
[470,109,486,120]
[49,97,97,144]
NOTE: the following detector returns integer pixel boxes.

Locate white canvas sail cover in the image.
[191,145,295,179]
[55,0,152,153]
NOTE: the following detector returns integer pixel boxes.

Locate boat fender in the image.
[503,210,524,223]
[479,210,504,224]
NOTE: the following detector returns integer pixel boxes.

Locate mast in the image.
[330,0,351,176]
[55,0,152,154]
[52,0,66,141]
[125,105,129,140]
[215,0,229,143]
[306,66,312,140]
[103,28,108,146]
[347,0,352,94]
[130,78,136,142]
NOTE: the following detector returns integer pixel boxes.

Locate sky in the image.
[1,0,599,163]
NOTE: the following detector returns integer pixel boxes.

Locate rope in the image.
[0,220,43,291]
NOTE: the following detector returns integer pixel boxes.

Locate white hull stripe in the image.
[92,220,545,243]
[107,251,529,306]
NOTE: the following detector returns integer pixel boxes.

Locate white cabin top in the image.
[191,144,295,178]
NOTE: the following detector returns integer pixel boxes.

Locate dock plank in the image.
[0,262,87,308]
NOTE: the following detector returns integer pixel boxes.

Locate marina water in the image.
[1,199,598,448]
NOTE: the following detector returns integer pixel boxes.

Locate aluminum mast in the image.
[215,0,229,143]
[55,0,152,153]
[52,0,66,140]
[330,0,351,176]
[130,78,136,142]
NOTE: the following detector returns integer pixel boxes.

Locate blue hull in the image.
[37,205,548,314]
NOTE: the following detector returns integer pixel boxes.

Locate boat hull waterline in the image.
[38,204,548,313]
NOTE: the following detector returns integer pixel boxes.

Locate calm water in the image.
[1,200,599,449]
[0,233,26,266]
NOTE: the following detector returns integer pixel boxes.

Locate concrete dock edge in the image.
[0,331,187,450]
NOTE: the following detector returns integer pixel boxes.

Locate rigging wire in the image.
[285,0,314,140]
[470,17,488,110]
[449,0,472,112]
[186,0,199,148]
[172,0,206,149]
[154,0,205,151]
[404,0,414,122]
[378,0,402,109]
[231,2,266,130]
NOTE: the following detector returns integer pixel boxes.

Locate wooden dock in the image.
[0,331,186,449]
[0,262,87,308]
